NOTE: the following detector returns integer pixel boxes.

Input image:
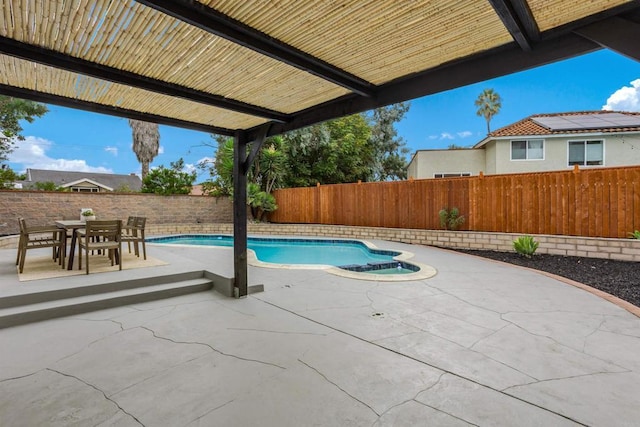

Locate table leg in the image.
[67,229,77,270]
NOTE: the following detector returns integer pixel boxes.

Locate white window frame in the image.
[434,172,472,178]
[510,139,545,161]
[567,139,605,167]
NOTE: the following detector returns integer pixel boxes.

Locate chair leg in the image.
[16,236,24,266]
[141,241,146,260]
[18,247,26,274]
[59,242,65,270]
[85,247,90,275]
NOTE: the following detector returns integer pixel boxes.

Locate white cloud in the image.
[8,136,113,173]
[457,131,473,138]
[440,132,454,140]
[602,79,640,112]
[158,145,165,154]
[428,135,439,140]
[105,146,118,156]
[197,156,215,166]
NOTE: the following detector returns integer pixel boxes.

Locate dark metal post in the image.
[233,130,248,297]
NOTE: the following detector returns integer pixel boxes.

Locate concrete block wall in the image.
[0,190,232,236]
[3,219,639,262]
[144,223,640,263]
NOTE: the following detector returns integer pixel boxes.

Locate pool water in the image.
[148,235,418,274]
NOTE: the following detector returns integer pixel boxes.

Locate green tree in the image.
[201,136,283,220]
[201,136,234,196]
[141,158,196,195]
[128,119,160,180]
[0,96,48,162]
[0,166,19,189]
[247,182,278,221]
[33,181,62,191]
[281,113,372,187]
[475,88,502,134]
[367,102,410,181]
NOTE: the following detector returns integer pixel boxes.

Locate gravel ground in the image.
[455,249,640,308]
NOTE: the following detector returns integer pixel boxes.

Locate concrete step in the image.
[0,271,208,309]
[0,276,213,329]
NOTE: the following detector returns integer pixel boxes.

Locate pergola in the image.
[1,0,639,296]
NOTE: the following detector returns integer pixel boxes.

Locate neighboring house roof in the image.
[475,111,640,148]
[21,169,142,191]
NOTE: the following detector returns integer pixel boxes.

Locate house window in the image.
[568,140,603,166]
[511,139,544,160]
[434,173,471,178]
[71,187,99,192]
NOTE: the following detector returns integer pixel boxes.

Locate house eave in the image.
[61,178,114,192]
[474,129,640,148]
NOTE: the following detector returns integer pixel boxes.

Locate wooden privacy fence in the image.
[270,166,640,239]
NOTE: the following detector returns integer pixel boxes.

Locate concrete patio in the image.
[0,239,639,426]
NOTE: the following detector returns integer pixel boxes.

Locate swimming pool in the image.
[147,234,434,280]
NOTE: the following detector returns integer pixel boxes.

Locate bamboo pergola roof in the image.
[0,0,639,138]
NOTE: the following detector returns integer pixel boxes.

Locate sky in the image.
[7,49,640,181]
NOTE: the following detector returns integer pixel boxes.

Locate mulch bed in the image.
[454,249,640,308]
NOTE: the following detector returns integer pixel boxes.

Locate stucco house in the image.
[408,111,640,179]
[17,169,142,192]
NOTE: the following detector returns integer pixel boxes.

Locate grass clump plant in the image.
[513,236,539,258]
[439,207,465,231]
[629,230,640,239]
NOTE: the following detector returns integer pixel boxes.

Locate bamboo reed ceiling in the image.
[528,0,633,32]
[0,0,638,135]
[207,0,513,85]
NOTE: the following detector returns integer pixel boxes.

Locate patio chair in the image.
[121,216,146,260]
[16,218,66,274]
[77,220,122,274]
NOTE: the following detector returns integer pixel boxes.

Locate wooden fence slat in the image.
[272,166,640,238]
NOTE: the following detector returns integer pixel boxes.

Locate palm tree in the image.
[128,119,160,180]
[475,89,502,134]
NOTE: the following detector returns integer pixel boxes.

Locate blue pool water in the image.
[147,235,416,273]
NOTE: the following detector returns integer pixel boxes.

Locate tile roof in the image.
[488,111,640,137]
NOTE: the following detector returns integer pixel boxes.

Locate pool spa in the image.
[148,235,436,281]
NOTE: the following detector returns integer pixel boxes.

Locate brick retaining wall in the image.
[2,212,638,262]
[69,223,640,262]
[0,190,232,236]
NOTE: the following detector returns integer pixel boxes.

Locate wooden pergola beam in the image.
[573,16,640,62]
[0,37,290,123]
[0,84,231,135]
[256,32,602,139]
[136,0,376,97]
[488,0,536,50]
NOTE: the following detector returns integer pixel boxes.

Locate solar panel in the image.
[533,113,640,131]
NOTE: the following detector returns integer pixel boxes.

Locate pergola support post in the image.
[232,124,271,298]
[233,129,249,298]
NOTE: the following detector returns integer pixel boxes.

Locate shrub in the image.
[438,207,465,230]
[629,230,640,239]
[513,236,539,258]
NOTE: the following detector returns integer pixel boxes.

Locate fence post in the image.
[315,182,321,224]
[573,164,580,174]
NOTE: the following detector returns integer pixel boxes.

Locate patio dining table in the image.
[55,220,85,270]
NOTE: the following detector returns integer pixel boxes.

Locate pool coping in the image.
[147,234,437,282]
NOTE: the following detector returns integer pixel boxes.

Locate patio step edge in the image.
[0,271,207,309]
[0,278,213,329]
